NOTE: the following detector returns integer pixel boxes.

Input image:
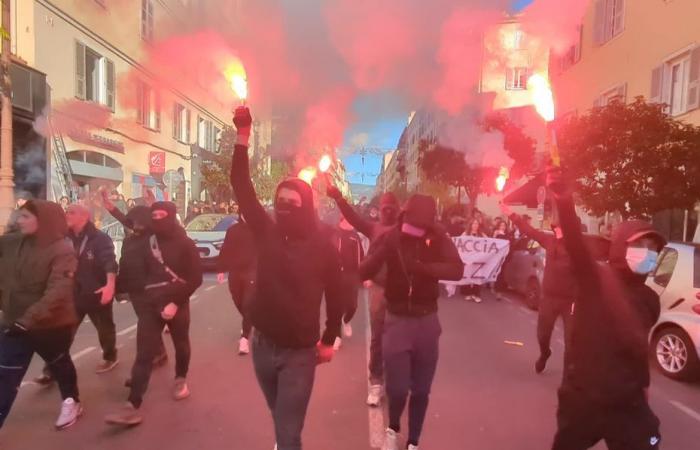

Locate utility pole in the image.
[0,0,13,233]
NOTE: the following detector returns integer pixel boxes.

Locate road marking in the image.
[117,324,137,336]
[191,294,198,300]
[205,285,217,292]
[71,346,96,361]
[20,381,37,388]
[670,400,700,423]
[364,288,385,449]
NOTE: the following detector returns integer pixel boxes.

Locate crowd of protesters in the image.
[0,104,665,450]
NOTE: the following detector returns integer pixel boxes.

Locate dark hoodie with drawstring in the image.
[555,195,665,406]
[110,206,153,295]
[230,144,344,348]
[360,195,464,317]
[0,201,78,330]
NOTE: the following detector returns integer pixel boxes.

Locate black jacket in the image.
[107,206,151,296]
[231,144,343,348]
[70,222,118,310]
[217,220,257,276]
[330,228,364,273]
[360,226,463,317]
[556,195,663,406]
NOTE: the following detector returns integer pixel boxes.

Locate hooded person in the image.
[0,200,83,430]
[547,168,664,450]
[105,201,202,427]
[230,106,344,450]
[216,211,258,355]
[327,185,400,406]
[360,194,463,450]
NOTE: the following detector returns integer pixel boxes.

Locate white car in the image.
[185,214,237,271]
[647,242,700,381]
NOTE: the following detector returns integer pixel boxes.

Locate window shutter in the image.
[136,81,144,124]
[650,65,664,104]
[154,92,161,130]
[686,47,700,111]
[185,109,191,143]
[615,83,627,103]
[172,103,179,139]
[75,42,86,99]
[105,58,115,110]
[505,68,513,89]
[593,0,606,45]
[613,0,625,37]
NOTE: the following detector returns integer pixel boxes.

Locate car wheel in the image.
[652,327,700,381]
[525,278,541,311]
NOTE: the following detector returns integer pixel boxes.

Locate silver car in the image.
[185,214,238,271]
[647,242,700,381]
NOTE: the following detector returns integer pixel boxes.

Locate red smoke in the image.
[520,0,592,54]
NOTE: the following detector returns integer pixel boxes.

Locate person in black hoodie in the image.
[360,194,463,450]
[500,202,577,374]
[217,215,257,355]
[105,201,202,427]
[547,168,663,450]
[230,106,343,450]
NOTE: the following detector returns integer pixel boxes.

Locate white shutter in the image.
[686,47,700,111]
[75,42,86,99]
[172,103,179,139]
[613,0,625,37]
[154,91,161,130]
[593,0,606,45]
[650,65,664,104]
[105,58,115,110]
[136,81,144,124]
[185,109,191,143]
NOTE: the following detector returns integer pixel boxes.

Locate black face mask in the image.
[275,202,307,238]
[380,207,398,226]
[151,216,178,237]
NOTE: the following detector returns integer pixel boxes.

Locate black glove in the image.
[3,322,28,337]
[327,185,343,201]
[232,106,252,135]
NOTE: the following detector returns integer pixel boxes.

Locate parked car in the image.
[647,242,700,381]
[185,214,237,271]
[503,232,609,310]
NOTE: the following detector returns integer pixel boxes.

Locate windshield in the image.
[185,215,236,232]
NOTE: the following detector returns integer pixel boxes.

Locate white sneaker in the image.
[343,322,353,338]
[333,337,342,351]
[55,397,83,430]
[367,384,383,407]
[473,296,483,303]
[383,428,400,450]
[408,445,419,450]
[239,337,250,355]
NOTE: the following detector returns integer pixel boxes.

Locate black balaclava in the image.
[151,201,180,237]
[274,178,317,239]
[126,205,152,235]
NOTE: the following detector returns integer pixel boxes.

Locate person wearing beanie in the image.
[360,194,463,450]
[327,185,400,407]
[105,201,202,427]
[230,106,344,450]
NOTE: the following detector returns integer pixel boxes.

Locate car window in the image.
[694,247,700,289]
[213,216,237,232]
[653,248,678,288]
[186,214,232,232]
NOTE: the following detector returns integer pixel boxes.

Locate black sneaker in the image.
[535,349,552,374]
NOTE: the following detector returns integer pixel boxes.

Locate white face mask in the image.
[401,222,426,238]
[625,247,659,275]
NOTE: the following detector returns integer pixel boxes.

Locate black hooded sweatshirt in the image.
[217,218,257,276]
[230,144,343,348]
[556,195,663,406]
[109,206,152,295]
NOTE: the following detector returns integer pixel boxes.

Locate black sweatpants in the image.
[340,271,360,325]
[552,390,661,450]
[228,272,255,339]
[76,304,118,362]
[537,296,574,363]
[128,298,191,408]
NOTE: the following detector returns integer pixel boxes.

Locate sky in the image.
[341,0,535,186]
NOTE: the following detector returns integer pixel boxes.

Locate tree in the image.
[199,126,234,203]
[557,97,700,219]
[481,112,536,179]
[252,159,291,204]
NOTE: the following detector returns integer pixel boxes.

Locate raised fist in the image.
[233,106,252,134]
[326,185,342,201]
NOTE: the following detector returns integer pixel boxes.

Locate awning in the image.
[503,172,545,208]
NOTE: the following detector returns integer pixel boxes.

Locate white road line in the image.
[20,381,37,388]
[365,288,385,449]
[71,346,96,361]
[205,285,217,292]
[670,400,700,423]
[117,324,137,336]
[191,294,199,300]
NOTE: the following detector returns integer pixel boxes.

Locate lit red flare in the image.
[495,167,510,192]
[527,73,554,122]
[224,61,248,100]
[318,155,332,173]
[297,167,317,185]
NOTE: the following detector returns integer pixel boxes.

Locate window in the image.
[650,48,700,116]
[506,67,529,90]
[197,117,220,152]
[594,0,625,45]
[173,103,191,143]
[594,83,627,107]
[75,42,115,110]
[141,0,154,42]
[653,248,678,288]
[136,81,160,130]
[513,30,525,50]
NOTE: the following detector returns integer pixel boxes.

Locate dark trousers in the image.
[0,327,79,429]
[252,332,316,450]
[228,272,255,339]
[340,271,360,325]
[77,304,118,362]
[537,296,574,363]
[552,390,661,450]
[129,299,191,408]
[368,283,386,384]
[383,312,441,446]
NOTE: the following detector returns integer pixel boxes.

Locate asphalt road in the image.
[2,276,700,450]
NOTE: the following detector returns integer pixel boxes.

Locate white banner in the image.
[441,236,510,286]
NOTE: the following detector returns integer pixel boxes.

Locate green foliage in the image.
[200,126,234,203]
[557,97,700,218]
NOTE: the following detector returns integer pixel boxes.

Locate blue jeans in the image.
[0,327,79,429]
[252,332,316,450]
[383,312,441,446]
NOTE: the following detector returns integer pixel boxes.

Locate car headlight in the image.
[213,241,224,251]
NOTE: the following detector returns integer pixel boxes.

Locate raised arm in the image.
[327,186,374,238]
[500,202,551,248]
[101,190,132,230]
[229,107,272,235]
[359,233,390,281]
